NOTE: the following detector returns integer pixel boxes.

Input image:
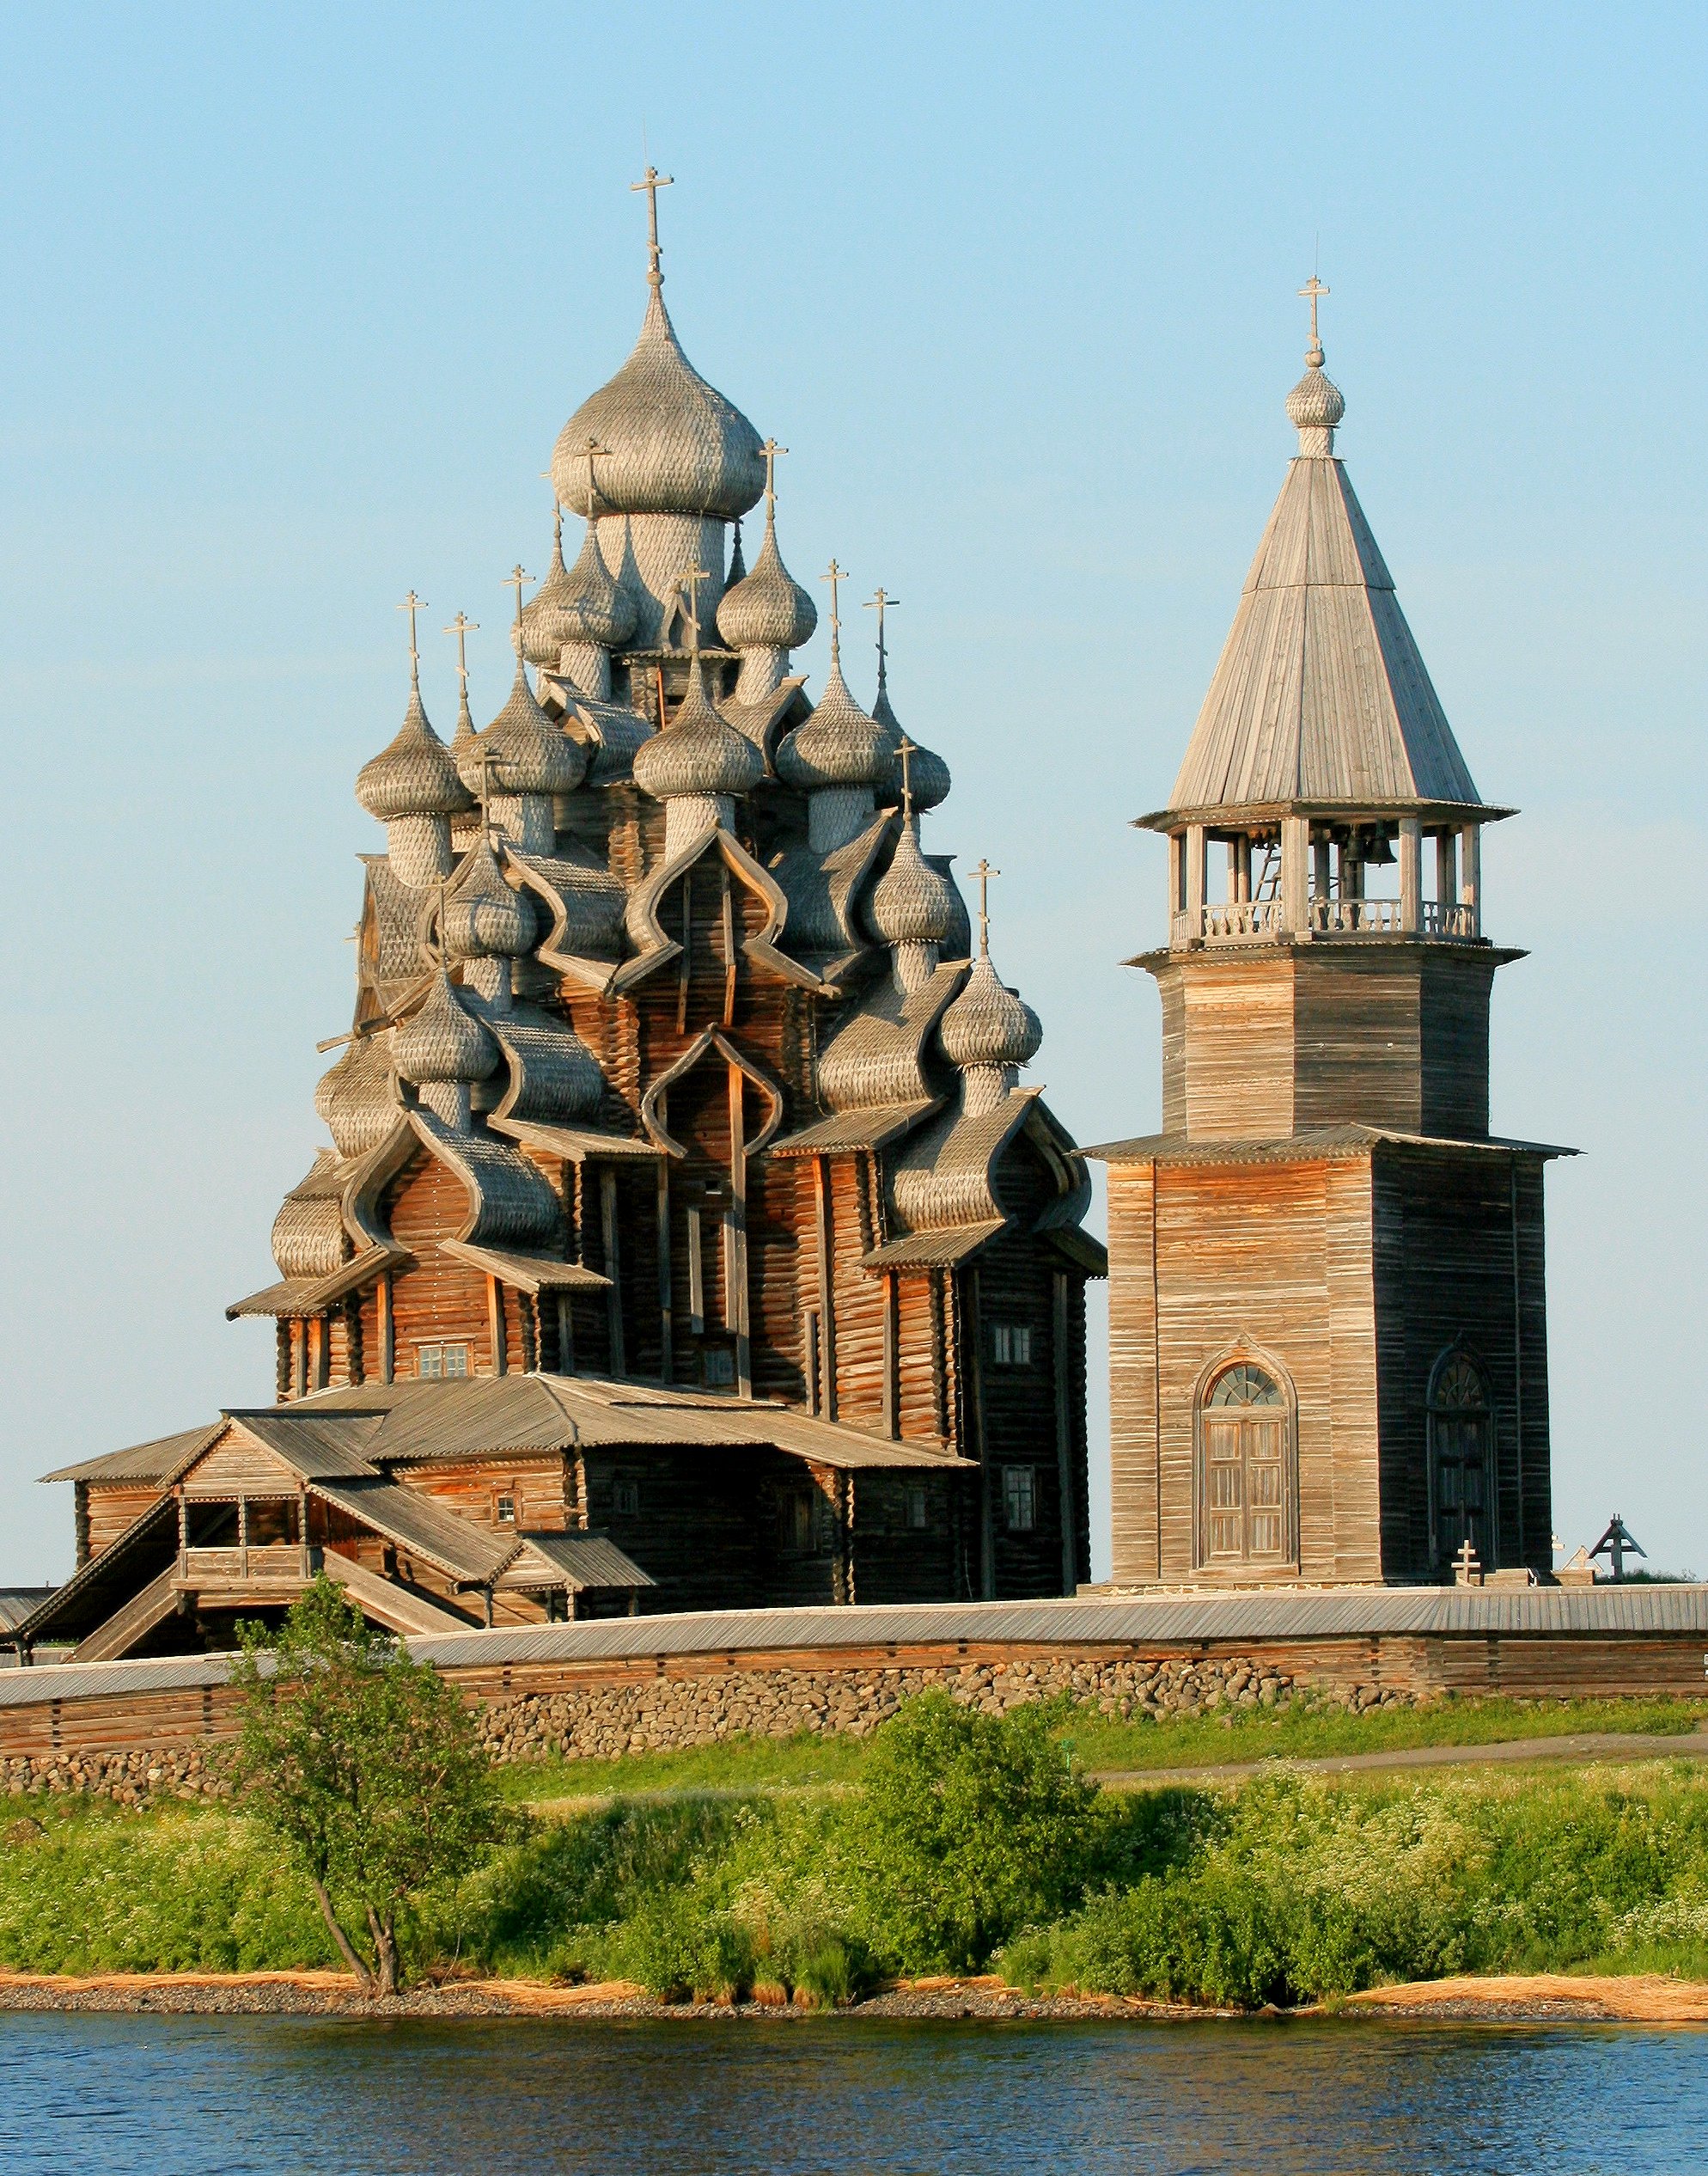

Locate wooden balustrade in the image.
[1172,895,1483,946]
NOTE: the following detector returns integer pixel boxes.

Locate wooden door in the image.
[1201,1366,1290,1567]
[1431,1412,1491,1569]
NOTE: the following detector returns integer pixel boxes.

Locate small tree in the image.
[853,1690,1099,1972]
[230,1576,503,1995]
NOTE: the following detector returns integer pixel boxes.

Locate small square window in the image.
[991,1324,1033,1368]
[906,1485,929,1531]
[613,1475,640,1517]
[418,1342,469,1380]
[494,1493,516,1525]
[702,1346,736,1387]
[1003,1465,1037,1533]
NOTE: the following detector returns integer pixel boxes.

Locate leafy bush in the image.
[848,1691,1099,1971]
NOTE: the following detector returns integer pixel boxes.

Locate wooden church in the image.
[1089,284,1567,1591]
[17,174,1101,1663]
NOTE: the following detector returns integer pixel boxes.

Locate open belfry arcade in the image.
[14,173,1105,1664]
[1087,277,1569,1592]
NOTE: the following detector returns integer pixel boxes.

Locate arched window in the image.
[1198,1360,1294,1569]
[1430,1349,1493,1572]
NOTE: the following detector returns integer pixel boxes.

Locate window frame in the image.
[1426,1346,1498,1571]
[416,1341,471,1380]
[990,1323,1034,1369]
[1191,1345,1299,1575]
[1002,1464,1038,1533]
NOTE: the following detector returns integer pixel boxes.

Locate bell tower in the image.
[1090,286,1569,1590]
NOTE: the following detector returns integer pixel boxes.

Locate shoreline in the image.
[3,1969,1705,2026]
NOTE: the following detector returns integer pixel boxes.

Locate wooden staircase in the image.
[70,1564,185,1664]
[320,1552,474,1638]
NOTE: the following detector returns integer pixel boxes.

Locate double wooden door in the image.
[1431,1413,1492,1570]
[1203,1412,1288,1565]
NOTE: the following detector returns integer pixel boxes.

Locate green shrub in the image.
[849,1691,1099,1972]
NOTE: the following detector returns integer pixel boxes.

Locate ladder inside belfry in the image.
[1254,844,1281,902]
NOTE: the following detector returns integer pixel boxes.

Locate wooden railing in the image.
[1174,897,1481,945]
[180,1544,314,1586]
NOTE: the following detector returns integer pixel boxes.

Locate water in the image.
[1,2014,1703,2174]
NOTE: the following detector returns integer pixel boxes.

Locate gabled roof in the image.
[41,1422,223,1488]
[309,1476,522,1585]
[223,1411,387,1479]
[1158,437,1483,823]
[499,1532,656,1592]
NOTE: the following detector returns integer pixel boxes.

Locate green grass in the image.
[487,1693,1708,1806]
[1058,1692,1708,1777]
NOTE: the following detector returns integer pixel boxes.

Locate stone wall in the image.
[4,1651,1427,1802]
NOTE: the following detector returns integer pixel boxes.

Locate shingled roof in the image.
[1155,340,1485,825]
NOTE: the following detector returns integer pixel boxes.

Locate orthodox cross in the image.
[820,559,846,661]
[397,590,427,682]
[582,436,611,519]
[1452,1537,1481,1583]
[632,164,674,287]
[503,565,532,650]
[1298,273,1329,352]
[896,732,918,822]
[677,561,709,653]
[539,470,564,555]
[759,437,787,510]
[472,738,505,848]
[433,880,450,972]
[864,587,899,690]
[970,857,999,957]
[442,611,478,695]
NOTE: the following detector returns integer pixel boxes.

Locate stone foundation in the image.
[4,1653,1424,1802]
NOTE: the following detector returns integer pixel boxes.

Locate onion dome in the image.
[940,954,1042,1073]
[1286,351,1345,434]
[718,506,816,652]
[442,836,534,961]
[871,819,955,944]
[776,660,888,790]
[314,1035,400,1158]
[873,682,951,813]
[391,969,500,1086]
[632,660,764,801]
[355,681,472,821]
[271,1154,348,1279]
[479,651,588,796]
[522,504,638,662]
[551,286,766,520]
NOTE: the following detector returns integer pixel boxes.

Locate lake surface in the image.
[0,2014,1702,2174]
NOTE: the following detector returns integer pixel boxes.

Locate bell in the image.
[1363,825,1396,866]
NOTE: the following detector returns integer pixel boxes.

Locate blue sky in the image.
[2,2,1703,1583]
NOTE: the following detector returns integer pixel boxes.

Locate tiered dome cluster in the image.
[317,169,1042,1232]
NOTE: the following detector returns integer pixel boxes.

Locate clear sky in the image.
[2,2,1703,1586]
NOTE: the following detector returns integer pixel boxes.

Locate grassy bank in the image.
[7,1691,1708,2008]
[491,1691,1708,1805]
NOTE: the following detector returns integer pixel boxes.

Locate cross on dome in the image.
[503,565,532,647]
[581,437,611,516]
[632,164,674,290]
[442,611,478,692]
[759,438,787,508]
[970,857,999,957]
[397,590,428,682]
[675,562,711,653]
[865,587,900,690]
[896,732,918,821]
[1298,272,1329,362]
[821,559,847,662]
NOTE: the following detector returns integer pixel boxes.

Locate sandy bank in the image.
[3,1968,1706,2023]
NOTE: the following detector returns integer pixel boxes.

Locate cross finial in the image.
[864,587,899,692]
[971,857,999,958]
[677,562,710,655]
[896,732,918,823]
[434,879,449,972]
[1298,272,1329,359]
[631,164,674,290]
[397,590,428,687]
[759,438,787,512]
[821,559,846,663]
[442,611,478,694]
[472,739,504,847]
[583,437,610,520]
[503,565,532,649]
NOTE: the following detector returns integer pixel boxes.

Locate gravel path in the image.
[1095,1726,1708,1790]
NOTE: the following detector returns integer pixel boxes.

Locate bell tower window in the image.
[1196,1360,1296,1570]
